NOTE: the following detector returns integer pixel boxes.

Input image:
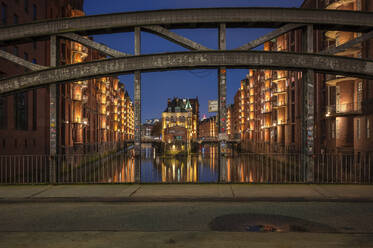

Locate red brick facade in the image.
[0,0,134,155]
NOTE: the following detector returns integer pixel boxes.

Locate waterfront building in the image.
[161,97,199,143]
[0,0,134,155]
[238,0,373,156]
[199,116,217,139]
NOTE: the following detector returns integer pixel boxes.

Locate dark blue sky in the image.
[83,0,304,122]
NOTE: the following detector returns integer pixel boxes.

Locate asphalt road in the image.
[1,202,373,247]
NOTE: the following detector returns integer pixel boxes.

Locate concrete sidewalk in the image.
[0,184,372,202]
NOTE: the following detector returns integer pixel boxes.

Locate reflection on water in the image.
[95,145,305,183]
[43,145,305,183]
[2,148,372,184]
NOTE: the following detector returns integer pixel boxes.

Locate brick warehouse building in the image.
[240,0,373,157]
[0,0,134,155]
[199,116,217,140]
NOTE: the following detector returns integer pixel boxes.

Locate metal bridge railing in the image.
[326,102,362,116]
[0,152,372,184]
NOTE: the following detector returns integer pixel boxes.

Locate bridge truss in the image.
[0,8,373,182]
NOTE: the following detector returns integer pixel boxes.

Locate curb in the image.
[1,197,373,203]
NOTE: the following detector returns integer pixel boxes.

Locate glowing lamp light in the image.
[82,118,88,126]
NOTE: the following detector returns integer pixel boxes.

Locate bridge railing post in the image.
[49,35,59,184]
[134,27,142,183]
[218,23,227,183]
[302,25,315,183]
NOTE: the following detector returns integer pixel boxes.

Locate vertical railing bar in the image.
[343,155,348,183]
[31,156,34,184]
[368,153,371,184]
[0,157,2,184]
[359,154,362,184]
[37,155,39,184]
[331,157,337,184]
[355,154,357,184]
[16,156,19,184]
[44,156,47,184]
[12,156,15,184]
[326,153,329,184]
[5,157,7,184]
[0,156,2,184]
[340,154,342,183]
[284,154,287,183]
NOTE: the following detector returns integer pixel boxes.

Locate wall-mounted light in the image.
[83,118,88,126]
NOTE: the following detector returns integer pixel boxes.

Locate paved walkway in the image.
[0,184,372,202]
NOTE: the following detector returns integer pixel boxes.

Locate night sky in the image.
[83,0,304,122]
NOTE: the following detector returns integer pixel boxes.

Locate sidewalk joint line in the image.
[129,185,141,198]
[230,185,236,199]
[27,185,54,199]
[310,185,338,199]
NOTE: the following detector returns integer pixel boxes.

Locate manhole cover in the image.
[209,213,337,233]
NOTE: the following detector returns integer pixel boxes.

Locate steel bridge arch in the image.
[0,51,373,94]
[1,8,373,44]
[0,7,372,179]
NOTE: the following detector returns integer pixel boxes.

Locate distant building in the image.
[141,123,153,138]
[162,97,199,143]
[145,118,160,125]
[199,116,217,139]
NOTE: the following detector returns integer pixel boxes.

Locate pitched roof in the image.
[164,97,199,114]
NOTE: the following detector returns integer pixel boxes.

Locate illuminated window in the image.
[367,119,370,139]
[331,120,336,139]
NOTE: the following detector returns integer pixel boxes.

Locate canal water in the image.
[55,145,306,184]
[2,146,372,184]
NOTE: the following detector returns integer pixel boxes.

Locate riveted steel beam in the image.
[235,24,305,50]
[0,50,47,71]
[59,33,130,57]
[1,8,373,44]
[1,51,373,95]
[142,25,210,51]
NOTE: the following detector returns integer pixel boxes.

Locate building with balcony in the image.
[302,0,373,156]
[236,0,373,156]
[0,0,134,155]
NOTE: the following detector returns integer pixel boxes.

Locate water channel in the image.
[2,145,371,184]
[55,145,306,184]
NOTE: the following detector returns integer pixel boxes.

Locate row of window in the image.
[2,46,37,62]
[1,138,37,149]
[165,116,190,122]
[357,119,371,139]
[329,119,371,140]
[0,91,37,130]
[1,1,37,25]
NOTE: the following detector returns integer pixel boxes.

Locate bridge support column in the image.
[302,25,314,183]
[218,23,227,183]
[134,27,141,183]
[49,35,59,184]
